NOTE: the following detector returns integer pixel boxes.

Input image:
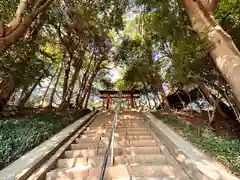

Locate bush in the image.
[0,109,91,169]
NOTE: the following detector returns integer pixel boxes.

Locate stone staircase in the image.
[46,112,189,180]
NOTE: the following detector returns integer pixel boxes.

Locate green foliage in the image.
[115,78,127,91]
[215,0,240,49]
[0,0,18,21]
[155,115,240,175]
[0,109,90,169]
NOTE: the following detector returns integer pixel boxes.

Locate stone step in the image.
[73,139,156,148]
[75,137,101,144]
[99,135,154,141]
[90,121,144,125]
[46,166,130,180]
[84,127,148,134]
[88,124,145,129]
[89,123,145,127]
[57,156,127,168]
[82,131,151,138]
[130,165,176,179]
[129,140,157,147]
[132,177,177,180]
[65,149,98,158]
[65,147,161,158]
[57,154,166,168]
[127,131,151,136]
[116,128,147,132]
[46,165,176,180]
[70,143,99,150]
[57,158,88,168]
[75,135,154,144]
[127,147,161,155]
[118,122,143,124]
[83,131,127,136]
[128,154,166,165]
[70,140,157,150]
[80,132,153,139]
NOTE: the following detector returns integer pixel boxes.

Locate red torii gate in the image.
[99,90,140,109]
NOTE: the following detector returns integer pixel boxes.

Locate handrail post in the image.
[99,101,120,180]
[110,109,118,165]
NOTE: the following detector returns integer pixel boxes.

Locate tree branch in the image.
[6,0,29,36]
[0,0,53,54]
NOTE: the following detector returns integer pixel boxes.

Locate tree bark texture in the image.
[184,0,240,109]
[83,86,92,109]
[62,57,71,99]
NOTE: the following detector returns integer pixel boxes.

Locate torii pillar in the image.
[130,93,135,108]
[106,94,111,109]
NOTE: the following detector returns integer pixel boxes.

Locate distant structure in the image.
[99,90,141,109]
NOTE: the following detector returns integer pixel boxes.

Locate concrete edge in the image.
[142,112,239,180]
[0,110,99,180]
[140,116,192,180]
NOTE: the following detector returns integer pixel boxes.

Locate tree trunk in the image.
[75,76,84,106]
[152,93,158,109]
[78,73,96,108]
[78,89,88,108]
[159,85,170,109]
[19,86,28,101]
[40,66,60,106]
[0,74,17,111]
[197,81,215,104]
[197,81,230,119]
[184,0,240,110]
[8,90,18,106]
[142,82,151,109]
[153,89,161,104]
[77,56,102,107]
[83,87,91,109]
[62,57,71,99]
[75,72,89,106]
[18,75,43,108]
[75,54,95,105]
[145,93,151,109]
[48,63,63,107]
[59,65,81,111]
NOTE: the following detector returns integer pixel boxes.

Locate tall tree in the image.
[184,0,240,108]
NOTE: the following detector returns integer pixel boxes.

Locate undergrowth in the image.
[0,109,90,169]
[155,115,240,176]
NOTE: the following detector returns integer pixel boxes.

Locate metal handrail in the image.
[99,102,120,180]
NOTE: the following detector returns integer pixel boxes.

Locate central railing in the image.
[99,102,120,180]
